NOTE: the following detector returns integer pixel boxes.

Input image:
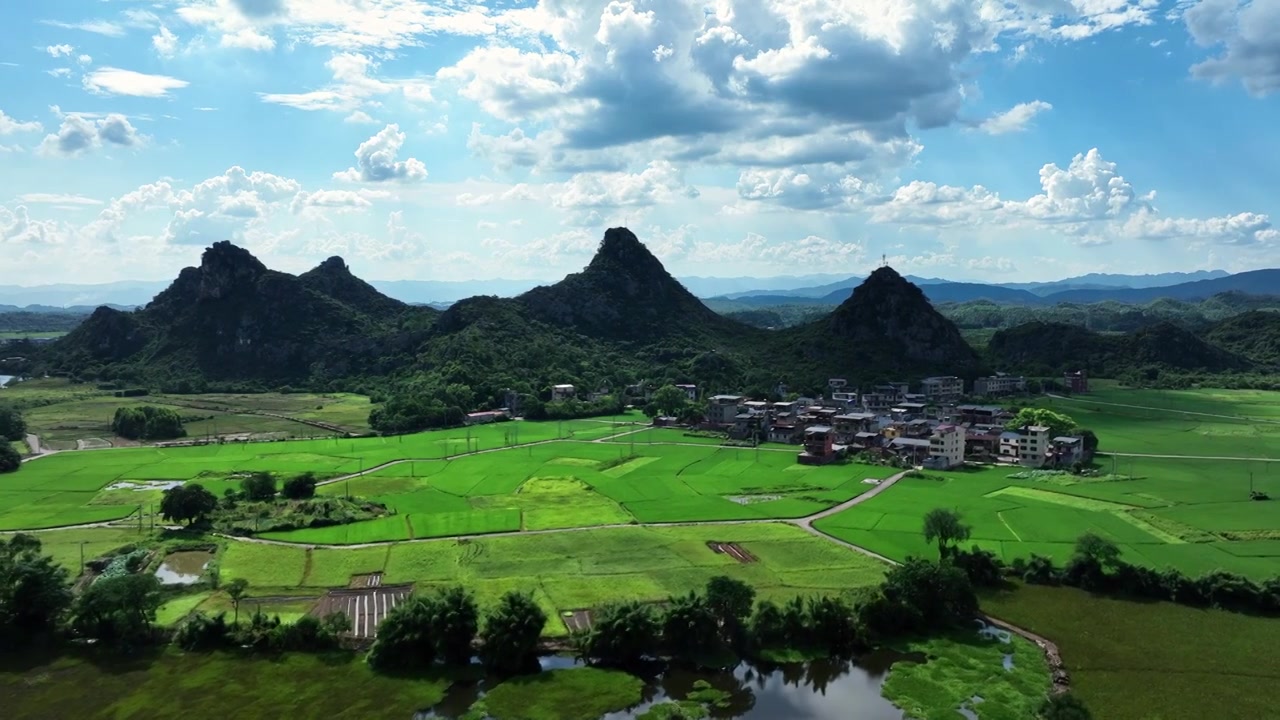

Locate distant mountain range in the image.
[713,269,1279,308]
[0,268,1248,309]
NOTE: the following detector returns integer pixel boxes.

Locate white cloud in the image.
[260,52,429,113]
[978,100,1054,134]
[869,147,1278,246]
[16,193,103,206]
[153,26,180,58]
[221,28,276,51]
[83,67,189,97]
[45,44,74,58]
[77,54,92,65]
[38,113,144,156]
[1,206,65,244]
[0,110,42,135]
[41,20,126,37]
[1184,0,1280,96]
[554,161,699,209]
[343,110,377,124]
[333,124,427,183]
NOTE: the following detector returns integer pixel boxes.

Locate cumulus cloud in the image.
[221,28,276,51]
[260,52,429,113]
[442,0,1160,175]
[978,100,1054,134]
[83,67,189,97]
[333,124,427,183]
[1,206,66,244]
[1184,0,1280,96]
[45,44,74,58]
[153,26,180,58]
[38,114,143,156]
[868,148,1278,245]
[290,188,389,214]
[0,110,42,135]
[554,161,699,209]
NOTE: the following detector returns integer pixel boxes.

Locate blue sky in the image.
[1,0,1278,286]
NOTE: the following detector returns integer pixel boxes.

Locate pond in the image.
[0,375,14,388]
[154,551,215,585]
[416,650,927,720]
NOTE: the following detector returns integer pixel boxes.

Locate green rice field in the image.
[815,458,1280,579]
[982,583,1280,720]
[220,523,889,636]
[0,418,651,530]
[1034,383,1280,458]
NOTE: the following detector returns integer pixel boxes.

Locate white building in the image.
[973,374,1027,396]
[926,423,965,469]
[551,384,576,402]
[675,384,698,401]
[1000,425,1051,467]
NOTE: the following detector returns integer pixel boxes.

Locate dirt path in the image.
[1046,393,1280,425]
[798,470,909,526]
[1106,452,1279,461]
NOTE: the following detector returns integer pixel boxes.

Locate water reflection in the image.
[416,651,926,720]
[154,551,214,585]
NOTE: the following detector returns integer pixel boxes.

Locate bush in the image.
[174,611,231,651]
[240,472,277,501]
[0,442,20,473]
[0,404,26,441]
[281,472,317,500]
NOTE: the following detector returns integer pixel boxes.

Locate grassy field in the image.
[220,523,890,636]
[814,460,1280,580]
[1033,384,1280,458]
[0,418,643,530]
[982,583,1280,720]
[883,632,1049,720]
[2,379,383,451]
[0,330,67,340]
[261,441,895,543]
[0,649,452,719]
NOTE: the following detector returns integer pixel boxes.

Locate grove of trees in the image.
[0,442,20,473]
[111,405,186,440]
[0,403,26,441]
[159,483,218,525]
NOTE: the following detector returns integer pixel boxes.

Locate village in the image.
[496,370,1097,472]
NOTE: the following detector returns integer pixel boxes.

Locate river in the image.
[418,651,925,719]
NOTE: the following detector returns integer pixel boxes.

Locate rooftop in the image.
[891,438,931,448]
[710,394,744,401]
[806,425,833,434]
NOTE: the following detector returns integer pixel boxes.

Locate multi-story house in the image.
[707,395,744,426]
[973,374,1026,396]
[551,384,575,402]
[925,423,965,469]
[921,376,964,402]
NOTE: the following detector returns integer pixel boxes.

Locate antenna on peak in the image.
[881,254,887,268]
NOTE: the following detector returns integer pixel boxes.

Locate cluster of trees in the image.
[524,393,626,421]
[1003,407,1099,455]
[924,506,1280,619]
[640,384,704,424]
[369,393,466,434]
[159,472,321,527]
[368,586,546,675]
[1014,533,1280,616]
[0,404,25,473]
[176,579,348,653]
[111,405,186,440]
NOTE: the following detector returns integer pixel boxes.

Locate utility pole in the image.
[80,541,85,570]
[137,504,143,532]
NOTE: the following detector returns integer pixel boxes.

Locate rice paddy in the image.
[218,523,889,636]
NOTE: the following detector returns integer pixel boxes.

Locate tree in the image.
[748,600,786,649]
[431,585,479,666]
[581,600,660,667]
[1076,429,1099,457]
[367,597,437,671]
[240,472,277,501]
[0,534,73,645]
[480,591,548,675]
[660,591,720,663]
[1074,532,1121,569]
[805,595,859,655]
[642,402,660,419]
[1004,407,1078,439]
[0,442,20,474]
[159,483,218,525]
[281,472,317,500]
[922,508,971,559]
[1038,693,1093,720]
[0,404,26,441]
[705,575,755,645]
[652,385,688,417]
[111,406,186,441]
[71,574,162,648]
[865,558,978,637]
[226,578,250,624]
